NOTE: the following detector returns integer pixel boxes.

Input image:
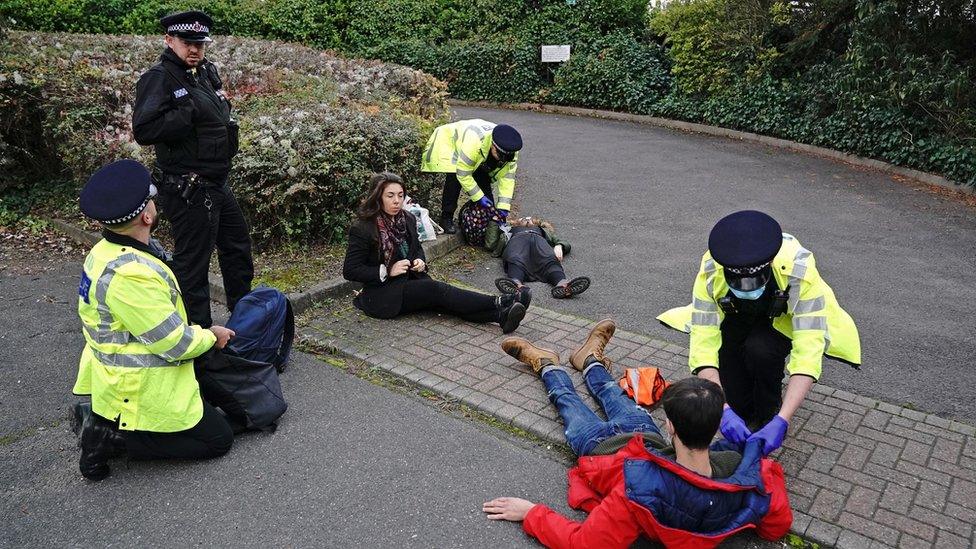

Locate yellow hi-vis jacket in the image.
[73,238,216,432]
[657,234,860,380]
[420,119,518,211]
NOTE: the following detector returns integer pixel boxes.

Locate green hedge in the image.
[0,31,449,243]
[1,0,974,186]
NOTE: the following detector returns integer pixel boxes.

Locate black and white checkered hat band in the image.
[103,184,157,225]
[725,261,770,275]
[167,22,210,34]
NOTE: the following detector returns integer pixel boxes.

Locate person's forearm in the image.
[695,366,721,387]
[778,374,814,422]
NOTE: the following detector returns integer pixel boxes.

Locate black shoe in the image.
[72,402,126,481]
[551,276,591,299]
[441,217,457,234]
[495,277,519,294]
[499,302,527,334]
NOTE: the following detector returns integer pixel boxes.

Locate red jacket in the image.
[523,436,792,548]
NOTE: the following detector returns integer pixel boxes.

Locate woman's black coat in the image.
[342,211,429,319]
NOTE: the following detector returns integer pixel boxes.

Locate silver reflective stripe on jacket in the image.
[794,296,825,315]
[692,311,720,327]
[693,297,718,312]
[703,259,718,298]
[793,316,827,331]
[457,149,476,166]
[90,252,181,351]
[90,347,179,368]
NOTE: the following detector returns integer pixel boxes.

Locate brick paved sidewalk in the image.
[302,304,976,549]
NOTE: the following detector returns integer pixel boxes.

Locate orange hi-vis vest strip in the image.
[618,367,671,407]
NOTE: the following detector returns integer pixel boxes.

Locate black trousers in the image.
[441,168,495,220]
[718,320,793,428]
[398,278,498,323]
[157,181,254,328]
[122,401,233,460]
[507,264,566,286]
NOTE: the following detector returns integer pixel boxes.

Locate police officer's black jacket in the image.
[133,48,238,180]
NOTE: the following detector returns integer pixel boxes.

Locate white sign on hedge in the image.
[541,45,571,63]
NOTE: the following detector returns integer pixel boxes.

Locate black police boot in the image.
[71,402,126,481]
[441,216,457,235]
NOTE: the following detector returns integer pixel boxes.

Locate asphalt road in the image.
[0,248,775,548]
[452,105,976,424]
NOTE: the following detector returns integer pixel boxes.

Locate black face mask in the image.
[495,149,515,163]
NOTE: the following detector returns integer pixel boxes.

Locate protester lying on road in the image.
[486,216,590,300]
[72,160,235,481]
[343,172,530,334]
[659,210,861,455]
[484,319,792,548]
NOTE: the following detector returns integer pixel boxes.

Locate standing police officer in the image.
[659,211,861,456]
[421,119,523,234]
[133,10,253,328]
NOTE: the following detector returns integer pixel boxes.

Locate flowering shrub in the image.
[0,31,449,243]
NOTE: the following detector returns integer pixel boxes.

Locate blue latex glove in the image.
[720,407,751,445]
[748,415,789,455]
[496,208,509,220]
[477,196,494,208]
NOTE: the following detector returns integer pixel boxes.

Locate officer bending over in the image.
[659,211,860,455]
[72,160,235,481]
[133,10,253,328]
[421,119,523,234]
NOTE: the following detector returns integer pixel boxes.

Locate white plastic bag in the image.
[404,196,441,242]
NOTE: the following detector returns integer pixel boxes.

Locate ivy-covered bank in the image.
[2,0,974,186]
[0,31,448,244]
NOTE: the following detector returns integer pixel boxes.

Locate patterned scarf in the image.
[377,211,409,271]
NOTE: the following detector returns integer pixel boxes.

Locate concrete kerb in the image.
[451,99,976,197]
[49,218,463,315]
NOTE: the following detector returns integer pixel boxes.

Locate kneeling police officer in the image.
[659,210,861,456]
[72,160,235,481]
[133,10,253,328]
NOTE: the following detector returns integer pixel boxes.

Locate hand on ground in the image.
[483,497,536,522]
[554,244,564,262]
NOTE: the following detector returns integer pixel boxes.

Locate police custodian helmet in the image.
[160,10,214,43]
[80,160,157,225]
[708,210,782,291]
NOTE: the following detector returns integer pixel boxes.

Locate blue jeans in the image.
[542,364,661,456]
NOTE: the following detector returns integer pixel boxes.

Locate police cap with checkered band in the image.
[160,10,214,43]
[80,160,157,225]
[709,210,782,291]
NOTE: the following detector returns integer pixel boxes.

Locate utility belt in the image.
[155,170,223,202]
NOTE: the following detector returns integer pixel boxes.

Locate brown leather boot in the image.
[569,319,616,371]
[501,337,560,374]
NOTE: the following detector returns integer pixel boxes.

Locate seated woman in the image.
[343,173,529,333]
[487,216,591,299]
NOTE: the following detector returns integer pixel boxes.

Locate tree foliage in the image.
[1,0,974,185]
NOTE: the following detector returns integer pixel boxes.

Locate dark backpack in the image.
[196,286,293,431]
[225,286,294,372]
[458,201,496,247]
[197,349,288,431]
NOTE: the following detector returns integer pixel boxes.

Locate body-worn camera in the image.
[180,173,200,202]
